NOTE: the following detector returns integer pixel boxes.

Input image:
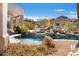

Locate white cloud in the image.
[24,16,53,21]
[55,9,77,15]
[26,16,39,21]
[65,11,77,19]
[55,9,77,19]
[55,9,65,12]
[66,14,77,19]
[69,11,76,14]
[24,15,27,18]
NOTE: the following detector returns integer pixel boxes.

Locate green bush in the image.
[63,22,77,31]
[14,24,29,34]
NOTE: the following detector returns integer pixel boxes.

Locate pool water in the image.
[15,34,79,44]
[15,34,44,44]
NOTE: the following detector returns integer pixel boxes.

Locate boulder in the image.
[42,36,55,48]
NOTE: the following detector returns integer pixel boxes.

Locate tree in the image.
[14,24,29,34]
[24,20,36,30]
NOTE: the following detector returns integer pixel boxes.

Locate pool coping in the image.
[9,34,79,44]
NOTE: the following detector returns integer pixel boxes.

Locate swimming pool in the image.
[15,34,79,44]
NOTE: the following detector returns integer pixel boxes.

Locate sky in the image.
[16,3,77,20]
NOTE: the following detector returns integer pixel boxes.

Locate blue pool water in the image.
[15,34,79,44]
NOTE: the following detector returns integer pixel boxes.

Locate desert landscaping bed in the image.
[2,40,78,56]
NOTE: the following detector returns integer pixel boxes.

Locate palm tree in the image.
[48,19,52,32]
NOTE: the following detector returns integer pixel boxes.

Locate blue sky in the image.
[16,3,77,19]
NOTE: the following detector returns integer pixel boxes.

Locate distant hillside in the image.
[56,16,70,21]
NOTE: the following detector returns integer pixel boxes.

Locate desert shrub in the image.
[3,44,57,56]
[63,22,77,31]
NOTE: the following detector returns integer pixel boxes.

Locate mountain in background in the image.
[56,16,70,21]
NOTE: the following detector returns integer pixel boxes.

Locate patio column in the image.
[0,3,9,54]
